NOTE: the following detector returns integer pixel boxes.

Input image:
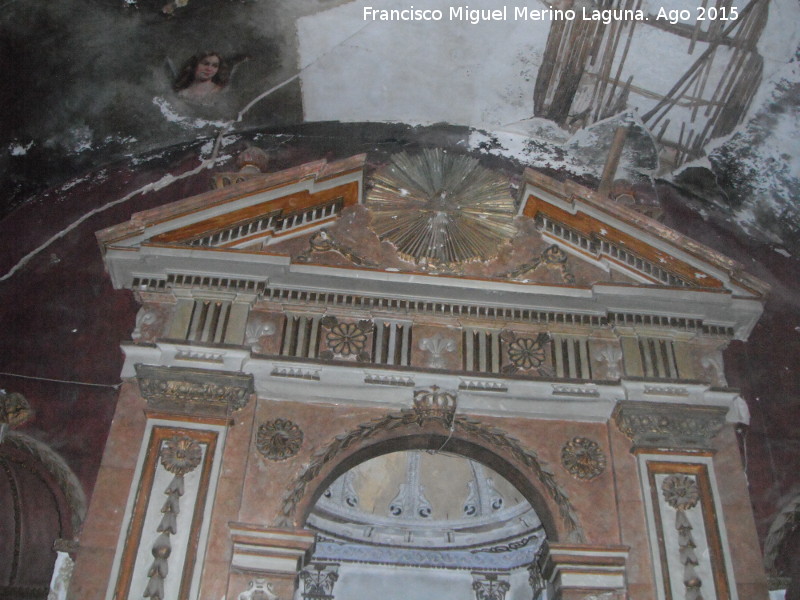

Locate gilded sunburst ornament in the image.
[367,149,517,268]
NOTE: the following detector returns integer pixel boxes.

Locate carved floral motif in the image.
[159,436,203,476]
[145,436,204,600]
[507,335,548,370]
[325,319,369,356]
[593,342,623,380]
[295,229,378,267]
[419,334,456,369]
[661,474,700,511]
[472,574,511,600]
[500,244,575,284]
[135,365,254,416]
[613,401,727,449]
[319,316,372,360]
[256,418,304,461]
[500,331,550,375]
[300,563,339,600]
[561,437,606,481]
[245,317,276,354]
[661,474,704,600]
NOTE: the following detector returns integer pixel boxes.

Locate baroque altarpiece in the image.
[69,149,769,599]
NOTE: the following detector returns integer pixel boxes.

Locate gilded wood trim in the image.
[113,426,218,600]
[645,460,731,600]
[150,182,359,244]
[522,194,724,288]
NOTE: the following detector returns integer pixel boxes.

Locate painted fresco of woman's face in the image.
[194,55,220,82]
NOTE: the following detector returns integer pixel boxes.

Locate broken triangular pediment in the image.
[97,150,767,299]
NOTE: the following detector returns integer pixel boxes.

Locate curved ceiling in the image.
[308,450,543,552]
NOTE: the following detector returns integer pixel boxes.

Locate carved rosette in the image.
[501,331,550,375]
[561,437,606,481]
[613,401,727,449]
[319,316,372,361]
[159,436,203,476]
[661,474,700,511]
[256,418,304,461]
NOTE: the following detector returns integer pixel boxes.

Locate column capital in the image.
[613,400,727,450]
[229,524,316,575]
[136,364,254,417]
[537,542,628,599]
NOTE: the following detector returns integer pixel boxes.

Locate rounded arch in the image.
[0,431,86,596]
[3,431,86,532]
[277,409,584,542]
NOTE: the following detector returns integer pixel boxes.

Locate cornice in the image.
[123,343,741,424]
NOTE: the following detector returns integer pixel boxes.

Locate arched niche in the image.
[0,432,84,599]
[279,415,583,544]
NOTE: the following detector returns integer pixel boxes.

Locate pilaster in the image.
[614,400,737,599]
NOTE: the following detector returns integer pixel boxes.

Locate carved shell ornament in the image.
[256,418,304,461]
[560,437,606,480]
[366,149,517,268]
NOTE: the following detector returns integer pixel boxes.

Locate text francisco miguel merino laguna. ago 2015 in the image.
[363,5,741,25]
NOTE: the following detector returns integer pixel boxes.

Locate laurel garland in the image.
[277,409,584,541]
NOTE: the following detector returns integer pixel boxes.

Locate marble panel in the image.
[77,465,134,549]
[65,547,115,600]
